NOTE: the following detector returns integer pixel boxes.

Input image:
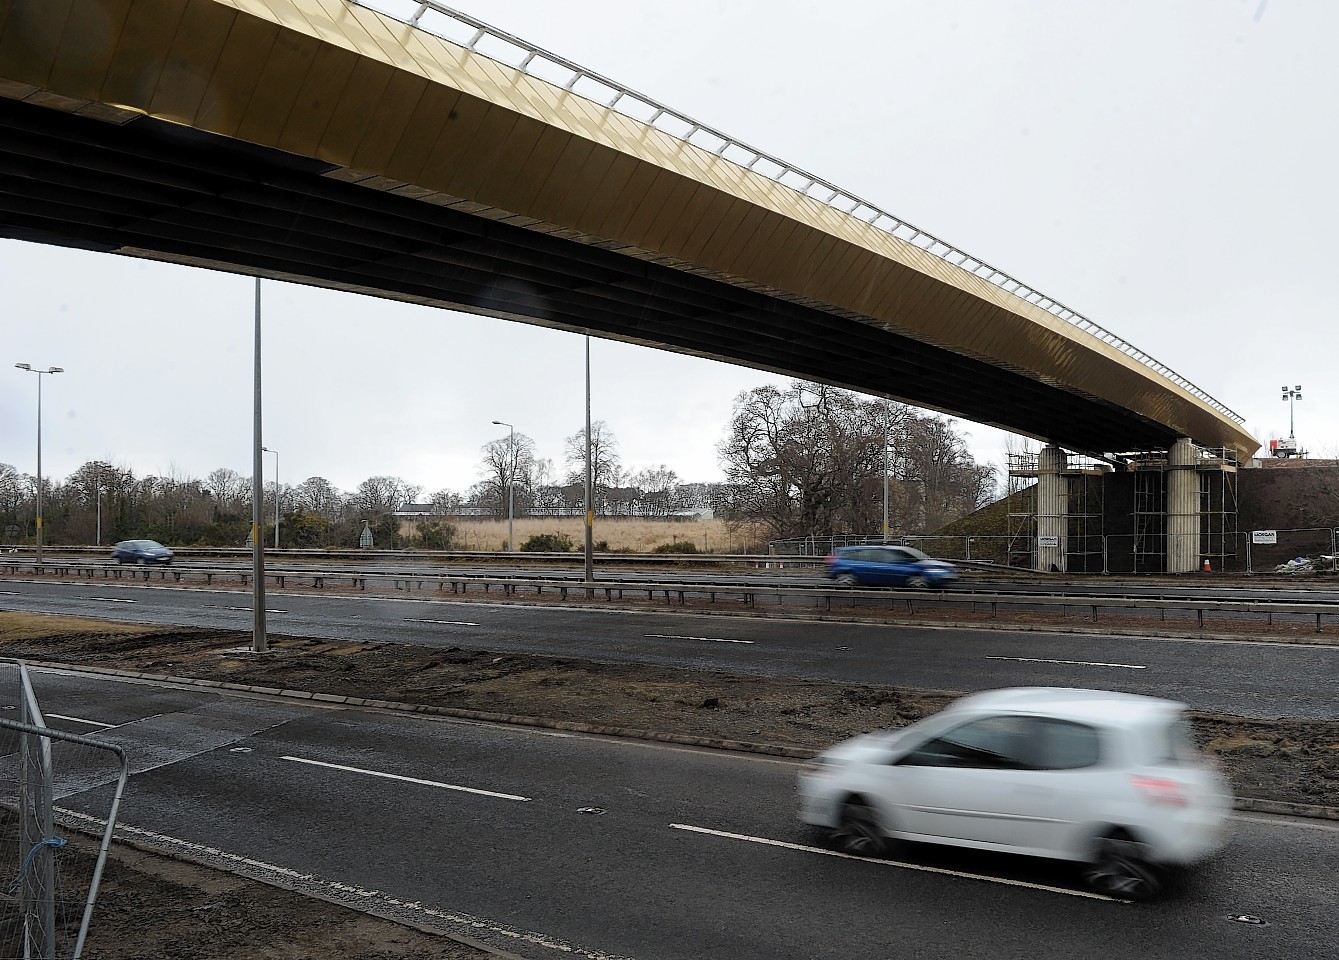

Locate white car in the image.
[797,687,1233,899]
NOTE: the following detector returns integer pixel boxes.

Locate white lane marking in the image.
[45,713,116,728]
[669,824,1127,902]
[645,633,754,644]
[0,590,19,596]
[222,606,286,613]
[404,618,480,626]
[280,755,530,801]
[986,656,1146,670]
[57,808,634,959]
[83,597,138,604]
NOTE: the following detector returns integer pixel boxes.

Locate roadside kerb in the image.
[25,659,1339,822]
[52,810,530,960]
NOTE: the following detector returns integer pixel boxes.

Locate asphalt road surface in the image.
[2,579,1336,721]
[10,669,1337,960]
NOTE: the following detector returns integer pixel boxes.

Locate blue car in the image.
[112,539,174,565]
[824,545,957,588]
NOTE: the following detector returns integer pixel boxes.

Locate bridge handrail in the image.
[354,0,1245,425]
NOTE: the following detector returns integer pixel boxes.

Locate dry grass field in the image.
[428,515,766,553]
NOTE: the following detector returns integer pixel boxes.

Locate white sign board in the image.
[1251,530,1278,545]
[1038,535,1060,548]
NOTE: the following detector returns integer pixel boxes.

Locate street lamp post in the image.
[14,363,63,565]
[584,335,594,585]
[883,434,890,544]
[262,446,279,548]
[491,421,515,552]
[96,487,104,548]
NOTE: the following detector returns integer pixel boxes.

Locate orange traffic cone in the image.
[1202,558,1212,573]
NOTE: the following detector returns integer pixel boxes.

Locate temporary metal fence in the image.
[1241,527,1339,575]
[0,662,128,960]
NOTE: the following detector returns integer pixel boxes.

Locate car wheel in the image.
[906,574,929,589]
[829,802,888,857]
[1085,832,1163,901]
[835,573,859,588]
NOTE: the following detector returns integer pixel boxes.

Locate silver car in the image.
[798,687,1232,900]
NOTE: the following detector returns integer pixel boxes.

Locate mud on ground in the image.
[1,619,1336,958]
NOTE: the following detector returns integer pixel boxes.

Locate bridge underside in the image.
[0,97,1180,455]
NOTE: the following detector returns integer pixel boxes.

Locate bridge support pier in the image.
[1036,444,1068,572]
[1167,437,1201,573]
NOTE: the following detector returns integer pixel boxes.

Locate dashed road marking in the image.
[83,597,137,603]
[986,656,1146,669]
[669,823,1127,901]
[645,633,754,644]
[46,713,115,728]
[404,618,480,626]
[280,755,530,801]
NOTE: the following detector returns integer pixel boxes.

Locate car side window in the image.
[1035,718,1102,770]
[898,715,1035,769]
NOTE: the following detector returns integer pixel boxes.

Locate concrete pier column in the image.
[1036,444,1068,572]
[1167,437,1200,573]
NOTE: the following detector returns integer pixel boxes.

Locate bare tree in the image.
[206,468,250,515]
[290,476,343,518]
[630,464,682,516]
[429,487,461,515]
[476,432,538,517]
[351,476,422,515]
[564,421,622,496]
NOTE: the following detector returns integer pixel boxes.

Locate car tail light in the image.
[1131,775,1188,806]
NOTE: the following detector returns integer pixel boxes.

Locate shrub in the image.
[652,539,699,554]
[416,520,456,550]
[521,532,576,552]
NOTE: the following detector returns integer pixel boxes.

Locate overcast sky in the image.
[4,0,1335,498]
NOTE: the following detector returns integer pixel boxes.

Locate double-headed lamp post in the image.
[1282,384,1302,439]
[491,421,515,552]
[261,446,279,548]
[14,363,63,564]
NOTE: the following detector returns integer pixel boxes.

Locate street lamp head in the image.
[49,367,63,374]
[15,362,31,371]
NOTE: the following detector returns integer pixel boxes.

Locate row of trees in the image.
[2,381,996,549]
